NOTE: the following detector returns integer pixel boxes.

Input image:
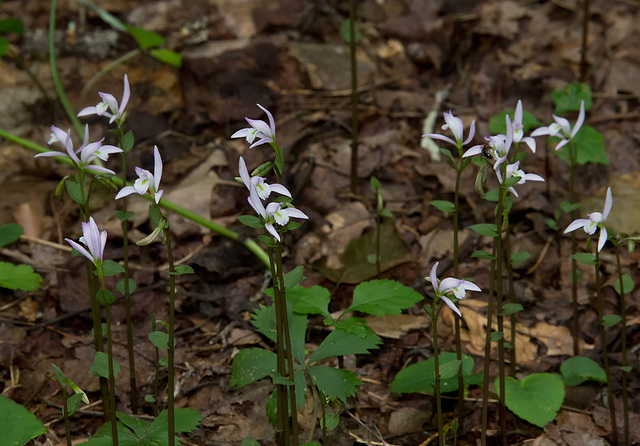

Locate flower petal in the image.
[115,186,138,200]
[603,187,613,220]
[564,219,588,234]
[429,263,439,295]
[65,238,96,265]
[598,227,608,252]
[153,146,163,191]
[440,295,462,317]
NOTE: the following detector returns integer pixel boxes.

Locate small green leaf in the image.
[340,18,361,43]
[89,352,120,379]
[511,251,531,265]
[96,289,116,307]
[496,374,564,428]
[620,366,633,373]
[0,262,42,291]
[149,49,182,67]
[560,356,606,385]
[0,223,23,247]
[500,303,524,316]
[101,259,124,277]
[241,439,261,446]
[51,364,67,387]
[309,329,382,363]
[284,285,330,317]
[66,392,84,416]
[544,218,559,231]
[370,176,381,191]
[469,223,499,237]
[258,234,277,247]
[483,189,499,202]
[170,265,194,275]
[114,210,135,222]
[430,200,456,213]
[127,26,165,49]
[116,278,136,295]
[319,412,340,431]
[490,331,503,342]
[614,273,634,295]
[391,353,478,394]
[572,253,597,265]
[559,201,581,214]
[65,181,86,205]
[145,394,156,403]
[283,265,305,290]
[230,348,277,388]
[123,130,135,152]
[556,125,609,166]
[0,18,25,34]
[308,366,362,403]
[602,314,622,326]
[148,331,174,349]
[238,215,263,228]
[472,250,496,260]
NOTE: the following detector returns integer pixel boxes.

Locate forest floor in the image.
[1,0,640,445]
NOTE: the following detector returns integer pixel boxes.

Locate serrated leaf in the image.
[614,273,634,295]
[500,303,524,316]
[345,279,423,317]
[169,265,194,275]
[330,317,372,338]
[469,223,499,237]
[602,314,622,326]
[496,374,564,428]
[572,253,597,265]
[284,285,330,317]
[0,395,46,445]
[0,223,23,247]
[430,200,456,213]
[511,251,531,265]
[309,329,382,363]
[230,348,276,388]
[89,352,120,379]
[308,366,361,403]
[560,356,606,385]
[0,262,42,291]
[251,304,307,363]
[101,259,124,277]
[471,250,496,260]
[390,353,477,394]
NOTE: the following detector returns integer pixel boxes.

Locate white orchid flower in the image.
[116,145,164,203]
[512,100,536,153]
[65,217,107,267]
[565,187,612,252]
[238,157,291,200]
[497,161,545,197]
[531,100,585,151]
[231,104,276,149]
[429,262,481,317]
[78,74,130,124]
[423,110,478,149]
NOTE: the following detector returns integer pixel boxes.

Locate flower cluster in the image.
[429,262,481,317]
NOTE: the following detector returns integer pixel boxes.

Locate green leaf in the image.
[559,201,581,214]
[0,223,23,247]
[308,366,362,403]
[123,130,135,152]
[370,176,381,191]
[0,36,7,57]
[430,200,456,213]
[65,181,86,205]
[66,392,85,416]
[241,439,262,446]
[0,262,42,291]
[490,331,503,342]
[309,329,382,363]
[284,285,330,317]
[345,279,423,317]
[340,18,361,43]
[620,366,633,373]
[438,359,461,380]
[230,348,277,388]
[510,251,531,265]
[114,210,135,222]
[251,304,307,363]
[329,317,372,338]
[258,234,277,247]
[500,303,524,316]
[483,189,499,202]
[127,26,165,49]
[469,223,499,237]
[148,330,174,349]
[544,218,559,231]
[159,408,201,433]
[149,49,182,67]
[602,314,622,326]
[560,356,606,386]
[283,266,305,290]
[496,373,564,428]
[319,412,339,431]
[556,125,609,166]
[116,278,136,295]
[552,82,592,115]
[89,352,120,379]
[169,265,194,275]
[0,395,46,445]
[144,395,156,403]
[572,253,597,265]
[0,17,25,34]
[471,250,496,260]
[101,259,125,276]
[390,353,477,394]
[51,363,67,387]
[614,273,634,295]
[238,214,263,229]
[96,289,116,307]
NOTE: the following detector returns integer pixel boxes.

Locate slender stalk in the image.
[432,302,444,446]
[163,227,177,446]
[504,229,516,377]
[104,300,119,446]
[375,211,381,274]
[495,185,507,446]
[595,249,618,445]
[579,0,591,83]
[452,164,465,433]
[0,127,271,268]
[569,142,580,356]
[480,241,497,446]
[614,244,630,446]
[151,316,160,417]
[61,384,71,446]
[348,0,359,194]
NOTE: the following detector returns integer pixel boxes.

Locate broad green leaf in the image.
[116,278,136,295]
[602,314,622,326]
[149,49,182,67]
[560,356,606,385]
[330,317,372,339]
[438,359,461,380]
[285,285,330,317]
[0,262,42,291]
[65,181,86,205]
[169,265,194,275]
[0,223,23,247]
[148,331,174,349]
[230,348,276,388]
[510,251,531,265]
[123,130,135,152]
[153,408,201,433]
[483,189,499,202]
[308,366,361,403]
[0,395,46,445]
[614,273,634,295]
[96,289,115,307]
[489,110,541,134]
[0,17,25,34]
[101,259,125,276]
[345,279,423,317]
[89,352,120,379]
[241,439,261,446]
[76,420,142,446]
[469,223,499,237]
[472,250,496,260]
[430,200,455,213]
[66,392,85,416]
[556,125,609,166]
[309,329,382,363]
[0,36,7,57]
[51,363,67,386]
[496,373,564,428]
[283,266,306,290]
[500,303,524,316]
[319,412,339,431]
[238,215,263,228]
[490,331,503,342]
[572,253,596,265]
[390,353,478,394]
[127,26,165,49]
[552,82,592,115]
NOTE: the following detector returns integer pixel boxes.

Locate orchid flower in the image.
[565,187,612,252]
[65,217,107,268]
[512,100,536,153]
[78,74,130,124]
[35,125,122,175]
[423,110,479,150]
[429,262,481,317]
[231,104,276,149]
[115,146,164,204]
[246,185,308,242]
[464,115,514,174]
[497,161,545,197]
[531,100,585,151]
[238,157,291,200]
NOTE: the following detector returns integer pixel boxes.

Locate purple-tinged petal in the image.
[249,136,274,149]
[119,74,130,117]
[521,137,536,153]
[35,150,68,159]
[423,133,456,146]
[463,120,476,145]
[78,106,98,117]
[153,146,163,190]
[269,183,292,197]
[571,100,585,138]
[514,100,523,125]
[440,295,462,317]
[429,262,439,295]
[554,139,570,151]
[245,118,272,138]
[238,157,251,189]
[65,238,96,265]
[462,144,484,158]
[231,128,250,139]
[530,126,550,137]
[265,222,280,241]
[564,219,588,234]
[115,186,138,200]
[598,227,608,252]
[462,280,481,292]
[285,208,309,220]
[257,104,276,138]
[84,165,116,175]
[603,187,613,220]
[154,190,163,204]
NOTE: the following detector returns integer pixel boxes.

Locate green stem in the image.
[151,315,160,417]
[49,0,84,138]
[432,302,444,446]
[481,238,498,445]
[0,128,270,268]
[504,229,516,377]
[349,0,359,194]
[614,244,629,446]
[452,164,464,434]
[104,302,119,446]
[595,249,618,445]
[61,384,71,446]
[569,142,580,356]
[495,185,507,446]
[163,226,176,446]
